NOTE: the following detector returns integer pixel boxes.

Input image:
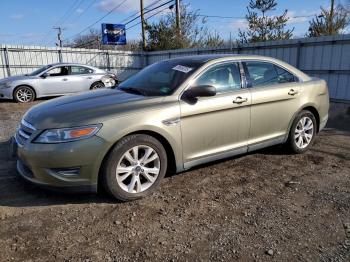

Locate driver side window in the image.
[194,62,241,93]
[46,66,69,77]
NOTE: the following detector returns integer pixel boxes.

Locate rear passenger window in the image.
[70,66,93,75]
[194,62,241,93]
[245,62,296,87]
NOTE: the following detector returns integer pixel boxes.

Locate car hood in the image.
[24,89,166,129]
[0,75,37,83]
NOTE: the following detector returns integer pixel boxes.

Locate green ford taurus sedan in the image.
[15,55,329,201]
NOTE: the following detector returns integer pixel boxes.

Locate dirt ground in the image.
[0,99,350,261]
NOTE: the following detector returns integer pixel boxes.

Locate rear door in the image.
[68,66,97,92]
[243,61,301,148]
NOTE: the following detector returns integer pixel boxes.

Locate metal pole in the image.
[140,0,146,51]
[175,0,181,34]
[4,46,11,77]
[58,49,63,63]
[53,27,63,47]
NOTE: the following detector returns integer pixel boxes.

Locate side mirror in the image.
[183,85,216,99]
[40,73,48,78]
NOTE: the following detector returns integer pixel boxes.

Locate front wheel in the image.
[287,110,317,153]
[14,86,35,103]
[102,134,168,201]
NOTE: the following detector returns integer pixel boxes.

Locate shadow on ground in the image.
[1,129,349,208]
[0,139,116,207]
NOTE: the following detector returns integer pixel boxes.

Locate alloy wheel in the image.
[92,82,105,89]
[294,116,314,149]
[16,87,34,103]
[116,145,160,194]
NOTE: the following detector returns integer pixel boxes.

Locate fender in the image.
[283,102,320,143]
[97,123,183,174]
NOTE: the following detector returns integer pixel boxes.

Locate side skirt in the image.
[247,135,285,152]
[182,135,286,171]
[184,146,247,170]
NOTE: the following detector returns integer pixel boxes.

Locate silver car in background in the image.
[0,63,118,103]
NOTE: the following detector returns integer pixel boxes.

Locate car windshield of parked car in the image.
[27,65,53,76]
[118,60,203,96]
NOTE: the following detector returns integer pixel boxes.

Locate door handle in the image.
[233,96,248,104]
[288,89,298,96]
[62,78,68,81]
[86,77,93,79]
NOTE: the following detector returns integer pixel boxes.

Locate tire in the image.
[14,86,36,103]
[102,134,168,201]
[287,110,317,154]
[90,81,105,90]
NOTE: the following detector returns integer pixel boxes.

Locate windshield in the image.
[28,65,53,76]
[118,60,203,96]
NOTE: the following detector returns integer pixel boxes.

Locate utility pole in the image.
[330,0,335,34]
[175,0,181,34]
[140,0,146,51]
[53,26,63,47]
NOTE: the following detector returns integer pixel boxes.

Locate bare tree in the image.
[238,0,293,43]
[67,29,141,51]
[308,0,350,37]
[145,4,224,51]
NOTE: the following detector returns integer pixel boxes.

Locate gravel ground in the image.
[0,99,349,261]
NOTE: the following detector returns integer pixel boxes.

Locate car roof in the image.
[166,54,279,64]
[47,63,98,68]
[166,54,311,82]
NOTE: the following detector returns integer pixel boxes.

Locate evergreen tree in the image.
[308,0,350,37]
[238,0,293,43]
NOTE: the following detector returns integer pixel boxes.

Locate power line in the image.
[69,0,98,24]
[120,0,161,24]
[57,0,85,26]
[34,0,81,46]
[123,0,173,26]
[69,0,173,47]
[74,0,172,49]
[126,5,172,30]
[65,0,129,41]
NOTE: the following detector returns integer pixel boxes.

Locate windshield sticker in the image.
[172,65,193,73]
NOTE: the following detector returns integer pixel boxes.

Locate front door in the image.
[39,66,72,95]
[180,61,251,168]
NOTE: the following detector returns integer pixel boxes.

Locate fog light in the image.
[52,167,81,176]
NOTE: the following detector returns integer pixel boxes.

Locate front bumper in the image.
[0,87,13,99]
[15,135,110,193]
[319,113,328,132]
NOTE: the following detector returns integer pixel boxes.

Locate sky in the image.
[0,0,347,47]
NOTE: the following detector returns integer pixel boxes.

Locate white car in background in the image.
[0,63,118,103]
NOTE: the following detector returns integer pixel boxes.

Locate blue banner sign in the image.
[101,23,126,45]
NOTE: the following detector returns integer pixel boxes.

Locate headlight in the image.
[34,124,102,143]
[0,81,12,89]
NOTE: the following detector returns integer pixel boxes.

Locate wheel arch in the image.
[13,84,37,100]
[90,81,104,90]
[97,129,178,191]
[301,106,320,132]
[285,103,321,142]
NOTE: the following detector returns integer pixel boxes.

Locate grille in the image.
[15,119,36,146]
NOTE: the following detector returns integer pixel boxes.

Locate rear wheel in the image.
[102,134,167,201]
[287,110,317,153]
[90,81,105,90]
[14,86,35,103]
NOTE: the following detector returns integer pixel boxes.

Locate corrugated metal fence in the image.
[0,45,146,81]
[1,34,350,101]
